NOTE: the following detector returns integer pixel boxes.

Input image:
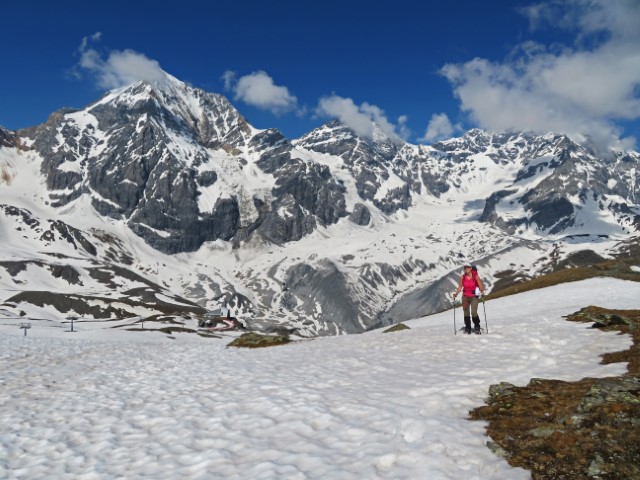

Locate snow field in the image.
[0,278,638,479]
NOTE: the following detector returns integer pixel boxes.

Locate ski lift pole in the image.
[482,296,488,334]
[20,323,31,336]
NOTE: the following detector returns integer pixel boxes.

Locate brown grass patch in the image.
[488,258,640,300]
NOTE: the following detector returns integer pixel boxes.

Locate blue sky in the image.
[1,0,639,149]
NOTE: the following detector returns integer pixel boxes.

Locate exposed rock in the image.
[486,441,510,459]
[348,203,371,225]
[0,261,29,276]
[383,323,410,333]
[564,305,637,329]
[0,126,16,148]
[577,376,640,413]
[555,250,607,270]
[487,382,518,400]
[479,189,517,223]
[48,265,82,285]
[227,332,291,348]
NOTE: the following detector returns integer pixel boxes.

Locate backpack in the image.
[471,266,481,296]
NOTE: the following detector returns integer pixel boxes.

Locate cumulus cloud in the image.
[223,70,297,115]
[441,0,640,150]
[316,95,409,141]
[421,113,457,143]
[76,33,167,89]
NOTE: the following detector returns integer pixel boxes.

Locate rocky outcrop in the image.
[348,203,371,225]
[253,129,348,243]
[0,126,19,148]
[295,121,420,214]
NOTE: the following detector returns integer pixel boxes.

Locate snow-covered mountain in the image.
[1,73,639,335]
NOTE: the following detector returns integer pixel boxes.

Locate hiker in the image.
[452,265,486,334]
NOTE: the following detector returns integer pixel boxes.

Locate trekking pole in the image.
[482,296,488,334]
[453,298,457,335]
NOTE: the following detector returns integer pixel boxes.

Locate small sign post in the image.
[66,316,78,333]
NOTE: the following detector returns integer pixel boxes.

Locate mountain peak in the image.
[298,119,404,148]
[465,127,489,138]
[85,74,253,148]
[94,73,219,110]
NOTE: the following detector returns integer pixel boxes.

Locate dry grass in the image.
[1,166,13,185]
[488,258,640,300]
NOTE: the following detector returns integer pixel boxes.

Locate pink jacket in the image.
[461,273,478,297]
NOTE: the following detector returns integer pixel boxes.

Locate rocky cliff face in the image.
[17,76,348,254]
[299,125,640,236]
[295,121,419,214]
[249,128,348,244]
[460,131,640,234]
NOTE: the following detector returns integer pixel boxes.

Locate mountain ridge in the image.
[1,74,639,335]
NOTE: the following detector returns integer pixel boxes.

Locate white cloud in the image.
[397,115,411,140]
[223,70,297,115]
[316,95,409,141]
[76,34,167,89]
[520,0,640,41]
[441,0,640,150]
[421,113,455,143]
[78,32,102,53]
[221,70,236,91]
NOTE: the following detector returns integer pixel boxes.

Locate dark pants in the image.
[463,296,481,330]
[462,296,479,317]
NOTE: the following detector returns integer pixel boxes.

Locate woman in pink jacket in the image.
[452,265,486,334]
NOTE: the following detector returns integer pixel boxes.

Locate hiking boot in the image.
[472,316,481,334]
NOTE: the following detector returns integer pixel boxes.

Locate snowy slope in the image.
[0,278,637,479]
